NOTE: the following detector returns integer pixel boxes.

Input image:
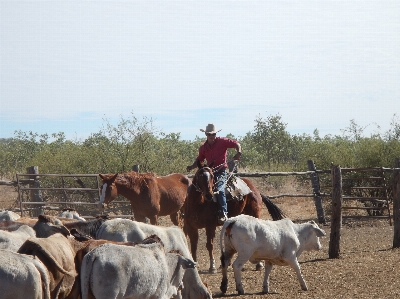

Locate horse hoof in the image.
[237,290,244,295]
[220,285,227,294]
[256,264,265,271]
[208,268,217,274]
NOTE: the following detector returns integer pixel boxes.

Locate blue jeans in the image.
[214,169,228,215]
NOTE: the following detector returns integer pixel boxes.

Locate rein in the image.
[192,167,213,195]
[192,160,238,194]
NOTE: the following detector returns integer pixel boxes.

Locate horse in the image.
[98,172,190,226]
[183,163,286,273]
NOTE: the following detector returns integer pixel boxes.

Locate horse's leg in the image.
[135,214,147,223]
[148,215,158,225]
[205,226,217,274]
[184,225,199,261]
[169,211,179,226]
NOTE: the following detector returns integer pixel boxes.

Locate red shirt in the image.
[197,137,239,170]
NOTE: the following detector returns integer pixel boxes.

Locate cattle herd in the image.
[0,209,326,299]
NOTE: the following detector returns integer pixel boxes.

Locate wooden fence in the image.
[2,160,400,255]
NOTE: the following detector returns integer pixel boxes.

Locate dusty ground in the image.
[1,177,399,299]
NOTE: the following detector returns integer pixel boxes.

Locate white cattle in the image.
[0,224,36,251]
[0,210,20,221]
[0,249,51,299]
[96,218,212,299]
[81,238,195,299]
[58,208,86,221]
[219,215,326,295]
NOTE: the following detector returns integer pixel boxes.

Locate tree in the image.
[249,114,292,170]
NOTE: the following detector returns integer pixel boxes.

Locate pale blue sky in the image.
[1,1,399,141]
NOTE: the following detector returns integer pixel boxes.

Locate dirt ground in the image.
[1,177,399,299]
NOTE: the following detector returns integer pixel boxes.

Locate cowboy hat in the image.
[200,124,222,134]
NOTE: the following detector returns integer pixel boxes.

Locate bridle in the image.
[192,167,214,195]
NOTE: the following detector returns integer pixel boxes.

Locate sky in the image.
[1,1,399,141]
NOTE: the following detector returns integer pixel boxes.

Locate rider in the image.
[186,124,242,224]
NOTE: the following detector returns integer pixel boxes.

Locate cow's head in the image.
[34,214,71,238]
[305,220,326,251]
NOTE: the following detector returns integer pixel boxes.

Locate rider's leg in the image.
[214,170,228,219]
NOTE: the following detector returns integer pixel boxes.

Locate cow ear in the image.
[99,174,105,180]
[112,173,118,181]
[314,227,326,237]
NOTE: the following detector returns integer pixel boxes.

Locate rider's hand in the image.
[233,152,242,161]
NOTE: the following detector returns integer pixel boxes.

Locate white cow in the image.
[0,249,51,299]
[219,215,326,295]
[0,224,36,251]
[0,210,20,221]
[58,208,86,221]
[96,218,212,299]
[81,238,195,299]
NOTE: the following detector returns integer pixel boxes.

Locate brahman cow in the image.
[96,218,212,299]
[63,215,110,239]
[0,249,51,299]
[0,214,70,233]
[0,210,20,221]
[0,214,71,252]
[81,236,196,299]
[219,215,326,295]
[0,224,36,251]
[59,208,86,221]
[67,229,138,299]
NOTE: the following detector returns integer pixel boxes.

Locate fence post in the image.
[132,165,140,173]
[393,158,400,248]
[307,160,326,224]
[26,166,44,216]
[329,164,342,258]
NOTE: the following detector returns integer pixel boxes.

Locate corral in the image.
[1,171,400,298]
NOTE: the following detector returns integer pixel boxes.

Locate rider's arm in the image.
[232,142,242,160]
[186,159,198,172]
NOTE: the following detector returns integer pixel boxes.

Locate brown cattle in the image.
[18,233,82,299]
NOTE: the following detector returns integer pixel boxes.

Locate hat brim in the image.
[200,129,222,134]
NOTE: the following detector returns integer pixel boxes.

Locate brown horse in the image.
[98,172,190,226]
[184,164,285,273]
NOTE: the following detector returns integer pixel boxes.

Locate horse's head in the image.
[193,166,215,201]
[98,173,119,209]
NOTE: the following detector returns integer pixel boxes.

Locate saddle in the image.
[225,175,252,201]
[211,174,252,202]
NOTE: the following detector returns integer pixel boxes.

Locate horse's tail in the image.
[219,220,235,268]
[219,221,226,268]
[261,194,286,221]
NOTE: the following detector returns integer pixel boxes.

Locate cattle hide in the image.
[59,208,86,221]
[18,233,80,299]
[0,224,36,251]
[0,210,21,221]
[64,215,110,239]
[81,241,195,299]
[0,249,51,299]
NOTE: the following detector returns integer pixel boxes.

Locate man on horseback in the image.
[186,123,242,224]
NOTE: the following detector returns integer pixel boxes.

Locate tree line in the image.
[1,113,400,180]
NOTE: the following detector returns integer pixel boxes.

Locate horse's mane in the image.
[117,171,157,189]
